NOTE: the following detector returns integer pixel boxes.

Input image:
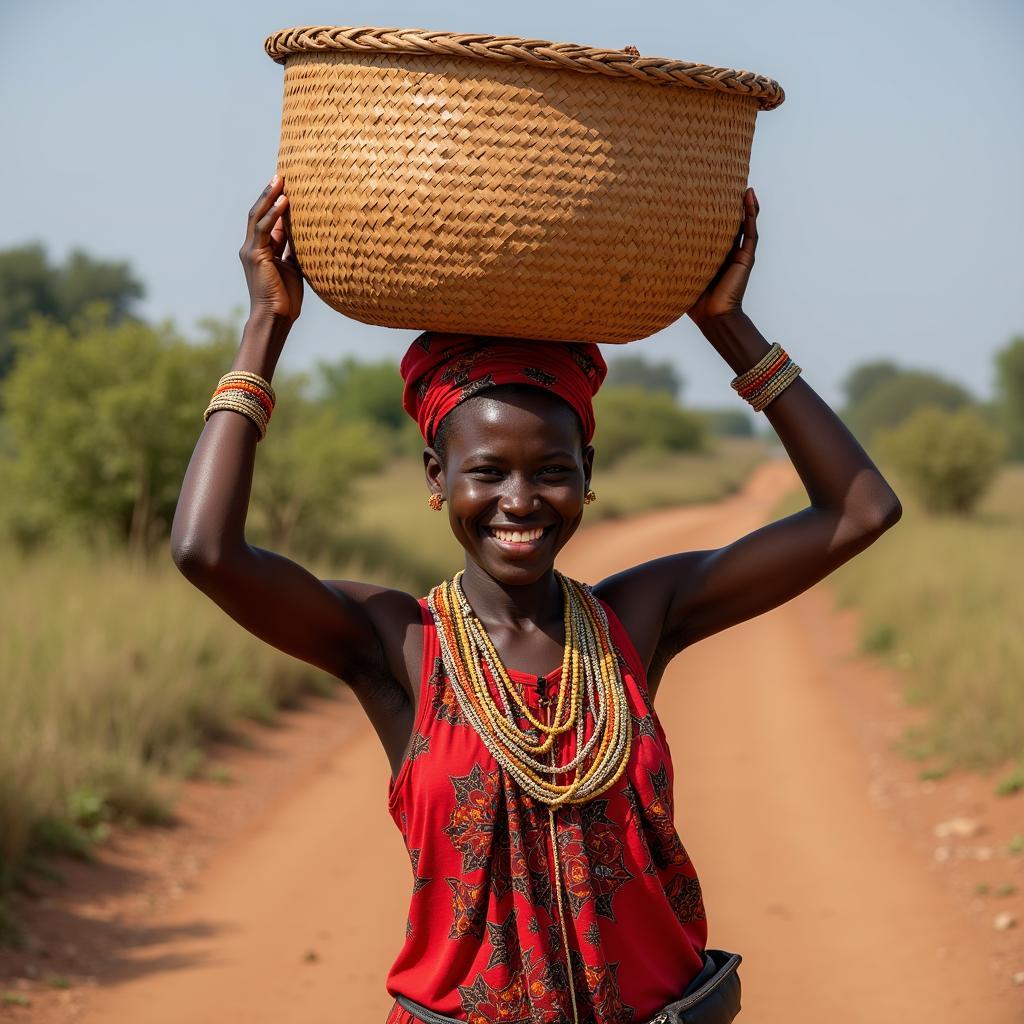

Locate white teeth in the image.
[492,527,544,543]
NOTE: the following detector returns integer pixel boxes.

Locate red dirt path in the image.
[2,459,1021,1022]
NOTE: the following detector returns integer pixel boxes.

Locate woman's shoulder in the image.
[323,578,425,623]
[322,579,427,696]
[588,569,665,681]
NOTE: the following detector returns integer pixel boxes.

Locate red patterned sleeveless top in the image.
[384,592,708,1024]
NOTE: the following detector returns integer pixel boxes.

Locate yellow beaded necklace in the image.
[426,569,635,1024]
[427,569,633,807]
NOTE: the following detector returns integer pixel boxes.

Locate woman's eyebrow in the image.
[462,449,576,462]
[462,450,505,463]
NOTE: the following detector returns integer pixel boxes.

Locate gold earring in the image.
[584,489,596,505]
[428,492,445,511]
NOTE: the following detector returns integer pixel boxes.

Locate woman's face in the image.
[425,388,594,585]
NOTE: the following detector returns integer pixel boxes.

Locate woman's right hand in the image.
[239,175,304,324]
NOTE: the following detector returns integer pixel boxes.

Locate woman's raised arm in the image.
[594,187,902,690]
[169,177,415,694]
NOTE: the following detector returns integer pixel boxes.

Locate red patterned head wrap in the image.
[400,333,607,446]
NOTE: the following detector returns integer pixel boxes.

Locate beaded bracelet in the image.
[204,395,269,440]
[730,342,802,412]
[217,370,277,406]
[732,342,782,390]
[751,361,801,411]
[203,370,276,441]
[212,379,274,417]
[739,353,792,402]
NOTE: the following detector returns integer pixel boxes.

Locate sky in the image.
[2,0,1022,416]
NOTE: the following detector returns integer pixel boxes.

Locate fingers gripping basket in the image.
[264,26,784,344]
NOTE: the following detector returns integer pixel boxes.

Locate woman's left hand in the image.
[686,186,758,330]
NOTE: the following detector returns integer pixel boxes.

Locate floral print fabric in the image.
[384,596,707,1024]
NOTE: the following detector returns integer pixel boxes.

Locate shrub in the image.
[842,369,974,447]
[246,375,387,556]
[994,335,1024,460]
[876,405,1008,514]
[694,407,754,438]
[592,387,707,466]
[604,354,683,400]
[314,355,409,446]
[0,308,233,557]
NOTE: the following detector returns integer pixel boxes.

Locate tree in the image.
[695,407,754,438]
[0,304,390,559]
[875,405,1007,515]
[314,355,408,436]
[0,308,231,557]
[0,242,144,379]
[592,387,706,465]
[994,334,1024,460]
[55,248,144,326]
[247,375,387,555]
[842,370,975,447]
[605,353,684,402]
[840,360,901,408]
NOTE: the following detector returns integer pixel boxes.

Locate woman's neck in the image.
[459,558,563,629]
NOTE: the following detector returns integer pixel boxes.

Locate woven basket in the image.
[265,26,784,344]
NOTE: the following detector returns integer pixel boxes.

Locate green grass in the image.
[772,460,1024,791]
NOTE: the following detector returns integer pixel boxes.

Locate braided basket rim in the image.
[264,25,785,111]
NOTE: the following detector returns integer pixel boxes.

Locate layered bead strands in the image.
[203,370,277,441]
[729,340,802,412]
[543,667,580,1024]
[426,570,633,808]
[425,568,634,1024]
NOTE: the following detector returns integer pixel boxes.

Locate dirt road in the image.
[16,459,1019,1022]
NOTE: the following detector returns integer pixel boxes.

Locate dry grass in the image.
[0,540,351,924]
[772,461,1024,791]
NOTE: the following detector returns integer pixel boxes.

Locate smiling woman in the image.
[400,334,602,595]
[171,175,901,1024]
[429,388,589,578]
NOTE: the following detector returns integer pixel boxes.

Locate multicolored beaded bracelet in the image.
[212,379,274,417]
[203,370,276,441]
[730,342,802,412]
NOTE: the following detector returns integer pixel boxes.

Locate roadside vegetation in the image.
[771,347,1024,797]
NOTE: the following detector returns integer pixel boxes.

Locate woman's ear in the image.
[424,446,444,493]
[582,443,595,488]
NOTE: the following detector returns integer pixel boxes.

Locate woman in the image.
[171,175,901,1024]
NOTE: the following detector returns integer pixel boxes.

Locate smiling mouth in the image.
[484,525,554,549]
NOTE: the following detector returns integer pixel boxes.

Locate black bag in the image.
[394,947,742,1024]
[641,947,742,1024]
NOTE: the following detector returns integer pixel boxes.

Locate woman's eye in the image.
[542,466,571,475]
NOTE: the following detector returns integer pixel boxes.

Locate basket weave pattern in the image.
[266,27,783,344]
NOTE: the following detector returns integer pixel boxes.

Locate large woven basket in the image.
[265,26,784,344]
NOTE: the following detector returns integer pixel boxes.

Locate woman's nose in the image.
[498,476,540,516]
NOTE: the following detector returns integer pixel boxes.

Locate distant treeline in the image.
[1,242,1022,560]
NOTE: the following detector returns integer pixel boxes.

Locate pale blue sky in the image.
[2,0,1021,415]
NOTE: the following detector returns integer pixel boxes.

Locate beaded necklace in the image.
[426,569,634,1024]
[427,569,633,806]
